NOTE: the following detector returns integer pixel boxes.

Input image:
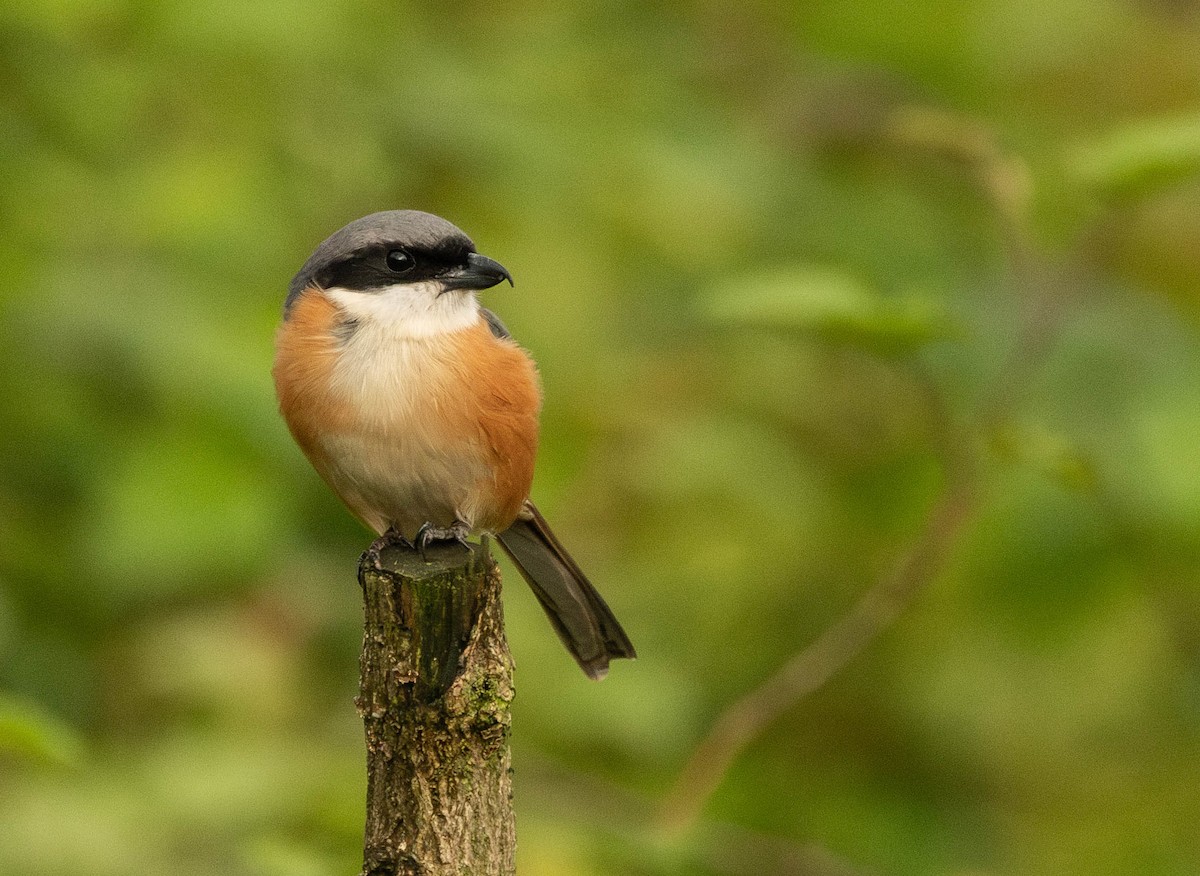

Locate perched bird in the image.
[273,210,635,679]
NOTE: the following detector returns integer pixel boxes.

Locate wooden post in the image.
[356,537,516,876]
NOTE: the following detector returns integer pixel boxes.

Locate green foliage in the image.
[2,2,1200,875]
[703,265,950,351]
[1073,114,1200,200]
[0,695,84,767]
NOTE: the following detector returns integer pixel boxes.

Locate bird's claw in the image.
[363,527,415,569]
[415,520,473,561]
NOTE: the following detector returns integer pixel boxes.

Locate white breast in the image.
[314,285,490,537]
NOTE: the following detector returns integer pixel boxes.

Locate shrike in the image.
[273,210,634,679]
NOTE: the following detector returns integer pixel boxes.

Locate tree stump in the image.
[356,538,516,876]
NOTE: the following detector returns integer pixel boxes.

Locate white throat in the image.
[324,281,480,338]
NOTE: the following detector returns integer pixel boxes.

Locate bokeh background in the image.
[3,2,1200,874]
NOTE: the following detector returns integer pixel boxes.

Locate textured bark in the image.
[356,538,516,876]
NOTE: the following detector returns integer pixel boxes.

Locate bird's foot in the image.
[415,520,473,561]
[363,526,415,569]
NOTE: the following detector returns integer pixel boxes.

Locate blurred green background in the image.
[2,1,1200,874]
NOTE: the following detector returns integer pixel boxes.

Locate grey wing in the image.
[481,307,511,340]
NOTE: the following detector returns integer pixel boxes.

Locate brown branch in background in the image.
[659,109,1072,834]
[658,412,975,833]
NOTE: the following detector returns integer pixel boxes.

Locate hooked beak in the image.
[440,252,514,291]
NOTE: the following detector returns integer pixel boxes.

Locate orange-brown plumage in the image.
[452,319,541,528]
[273,288,355,452]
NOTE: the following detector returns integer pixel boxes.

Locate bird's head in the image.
[286,210,512,337]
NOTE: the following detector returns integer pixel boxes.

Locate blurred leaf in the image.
[703,266,950,352]
[1072,114,1200,199]
[991,420,1098,493]
[0,694,84,767]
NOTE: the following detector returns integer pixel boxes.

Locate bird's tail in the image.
[496,502,635,680]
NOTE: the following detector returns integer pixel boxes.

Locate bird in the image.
[273,210,635,679]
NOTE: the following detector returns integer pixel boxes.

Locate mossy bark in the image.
[357,538,516,876]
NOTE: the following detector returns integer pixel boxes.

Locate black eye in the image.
[385,250,415,273]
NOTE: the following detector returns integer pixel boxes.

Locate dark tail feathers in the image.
[496,502,635,680]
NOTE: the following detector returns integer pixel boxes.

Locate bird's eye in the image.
[385,250,415,273]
